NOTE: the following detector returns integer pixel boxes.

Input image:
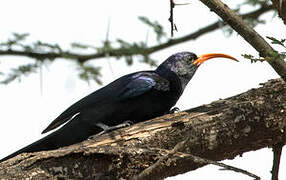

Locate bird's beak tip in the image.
[193,53,238,66]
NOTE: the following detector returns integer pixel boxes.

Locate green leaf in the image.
[138,16,166,42]
[0,63,38,84]
[12,32,29,41]
[266,36,286,47]
[77,64,102,85]
[125,56,133,65]
[241,54,265,63]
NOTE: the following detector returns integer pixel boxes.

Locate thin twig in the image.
[135,137,260,180]
[169,0,175,37]
[134,138,190,180]
[271,143,284,180]
[105,18,114,78]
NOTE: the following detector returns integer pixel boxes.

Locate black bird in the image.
[0,52,237,162]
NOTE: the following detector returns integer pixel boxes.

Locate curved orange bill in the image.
[193,53,238,66]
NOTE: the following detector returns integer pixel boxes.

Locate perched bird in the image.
[0,52,237,162]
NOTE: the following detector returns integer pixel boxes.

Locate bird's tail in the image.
[0,131,60,162]
[0,114,98,163]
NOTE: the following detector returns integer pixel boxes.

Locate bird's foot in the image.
[167,107,180,114]
[89,121,133,139]
[119,120,133,127]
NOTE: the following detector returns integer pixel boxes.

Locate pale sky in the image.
[0,0,285,179]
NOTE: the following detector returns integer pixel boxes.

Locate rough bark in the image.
[0,78,285,179]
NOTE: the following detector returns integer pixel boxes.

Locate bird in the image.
[0,51,237,162]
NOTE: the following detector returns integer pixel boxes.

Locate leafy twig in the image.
[267,36,286,48]
[0,5,274,84]
[0,63,39,84]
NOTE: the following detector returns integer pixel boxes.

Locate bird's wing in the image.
[41,82,120,134]
[42,72,169,134]
[118,72,170,100]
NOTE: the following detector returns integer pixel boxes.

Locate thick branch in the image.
[0,78,285,179]
[0,5,273,64]
[199,0,286,81]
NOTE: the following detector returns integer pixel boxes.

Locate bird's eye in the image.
[186,55,193,61]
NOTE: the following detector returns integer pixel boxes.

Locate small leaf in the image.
[12,33,29,41]
[77,64,102,85]
[71,42,89,49]
[241,54,265,63]
[266,36,286,47]
[138,16,166,42]
[0,63,38,84]
[125,56,133,65]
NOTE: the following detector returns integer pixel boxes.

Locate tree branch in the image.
[199,0,286,82]
[0,5,273,64]
[169,0,175,37]
[271,0,286,24]
[271,143,284,180]
[0,78,285,179]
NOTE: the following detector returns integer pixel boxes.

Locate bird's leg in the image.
[167,107,180,114]
[89,121,133,139]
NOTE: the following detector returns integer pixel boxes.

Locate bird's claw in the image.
[122,120,133,127]
[88,120,134,139]
[89,132,104,139]
[168,107,180,114]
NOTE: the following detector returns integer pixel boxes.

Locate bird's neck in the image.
[155,66,183,96]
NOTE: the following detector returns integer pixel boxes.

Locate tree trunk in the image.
[0,78,285,180]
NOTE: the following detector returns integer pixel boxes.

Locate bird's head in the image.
[156,51,238,90]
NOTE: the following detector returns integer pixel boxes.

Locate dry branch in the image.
[0,78,285,179]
